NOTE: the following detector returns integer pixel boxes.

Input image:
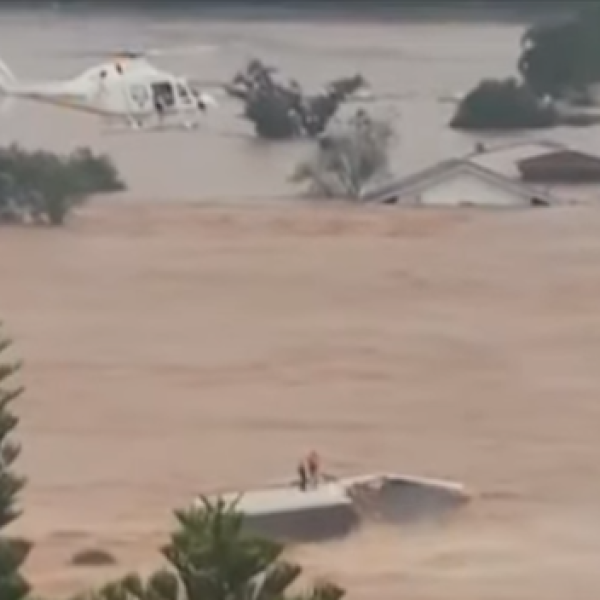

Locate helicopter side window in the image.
[151,82,175,109]
[176,83,192,105]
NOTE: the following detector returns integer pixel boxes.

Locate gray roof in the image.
[461,138,600,179]
[360,158,557,205]
[466,139,567,177]
[198,482,351,517]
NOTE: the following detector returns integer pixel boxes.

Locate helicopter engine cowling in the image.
[195,91,218,112]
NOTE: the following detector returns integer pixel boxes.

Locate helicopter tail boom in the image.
[0,57,17,113]
[0,58,17,90]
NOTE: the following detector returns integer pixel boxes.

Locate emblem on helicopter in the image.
[130,84,149,107]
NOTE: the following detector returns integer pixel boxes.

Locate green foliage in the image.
[0,326,31,600]
[292,109,396,199]
[518,7,600,98]
[74,496,345,600]
[161,497,285,600]
[0,145,125,226]
[450,78,557,130]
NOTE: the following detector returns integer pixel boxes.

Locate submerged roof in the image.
[467,139,567,177]
[339,472,470,496]
[198,482,352,517]
[360,158,556,205]
[466,139,600,175]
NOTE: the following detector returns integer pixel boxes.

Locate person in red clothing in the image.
[306,450,321,486]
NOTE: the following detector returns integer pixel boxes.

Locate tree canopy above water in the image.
[518,6,600,98]
[449,4,600,130]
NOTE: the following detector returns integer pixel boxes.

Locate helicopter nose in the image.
[197,92,218,110]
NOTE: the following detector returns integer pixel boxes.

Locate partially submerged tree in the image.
[227,59,367,140]
[0,145,125,226]
[292,109,396,199]
[73,496,345,600]
[518,7,600,100]
[449,78,557,130]
[0,325,31,600]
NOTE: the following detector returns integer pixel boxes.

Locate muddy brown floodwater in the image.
[1,199,600,599]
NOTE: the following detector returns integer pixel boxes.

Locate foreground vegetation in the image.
[0,146,125,226]
[452,6,600,130]
[0,324,346,600]
[0,328,31,600]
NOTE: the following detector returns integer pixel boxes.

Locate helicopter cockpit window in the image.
[151,82,175,108]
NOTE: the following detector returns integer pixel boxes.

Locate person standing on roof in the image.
[306,450,321,487]
[297,459,308,491]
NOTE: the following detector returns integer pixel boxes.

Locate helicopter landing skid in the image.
[101,119,200,134]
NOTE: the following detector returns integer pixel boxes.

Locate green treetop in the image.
[0,324,31,600]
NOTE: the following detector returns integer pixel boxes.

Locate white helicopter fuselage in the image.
[0,57,214,128]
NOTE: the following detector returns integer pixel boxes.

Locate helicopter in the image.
[0,47,219,131]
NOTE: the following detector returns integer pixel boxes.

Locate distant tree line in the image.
[1,0,597,10]
[28,1,599,4]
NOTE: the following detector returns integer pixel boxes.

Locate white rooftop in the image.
[197,482,352,517]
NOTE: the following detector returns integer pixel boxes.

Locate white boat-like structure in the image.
[194,472,471,542]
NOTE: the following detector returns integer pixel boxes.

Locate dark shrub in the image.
[0,145,125,226]
[450,78,557,130]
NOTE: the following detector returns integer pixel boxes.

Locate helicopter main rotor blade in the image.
[144,44,218,57]
[58,44,217,59]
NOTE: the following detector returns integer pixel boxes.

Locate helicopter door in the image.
[151,82,175,112]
